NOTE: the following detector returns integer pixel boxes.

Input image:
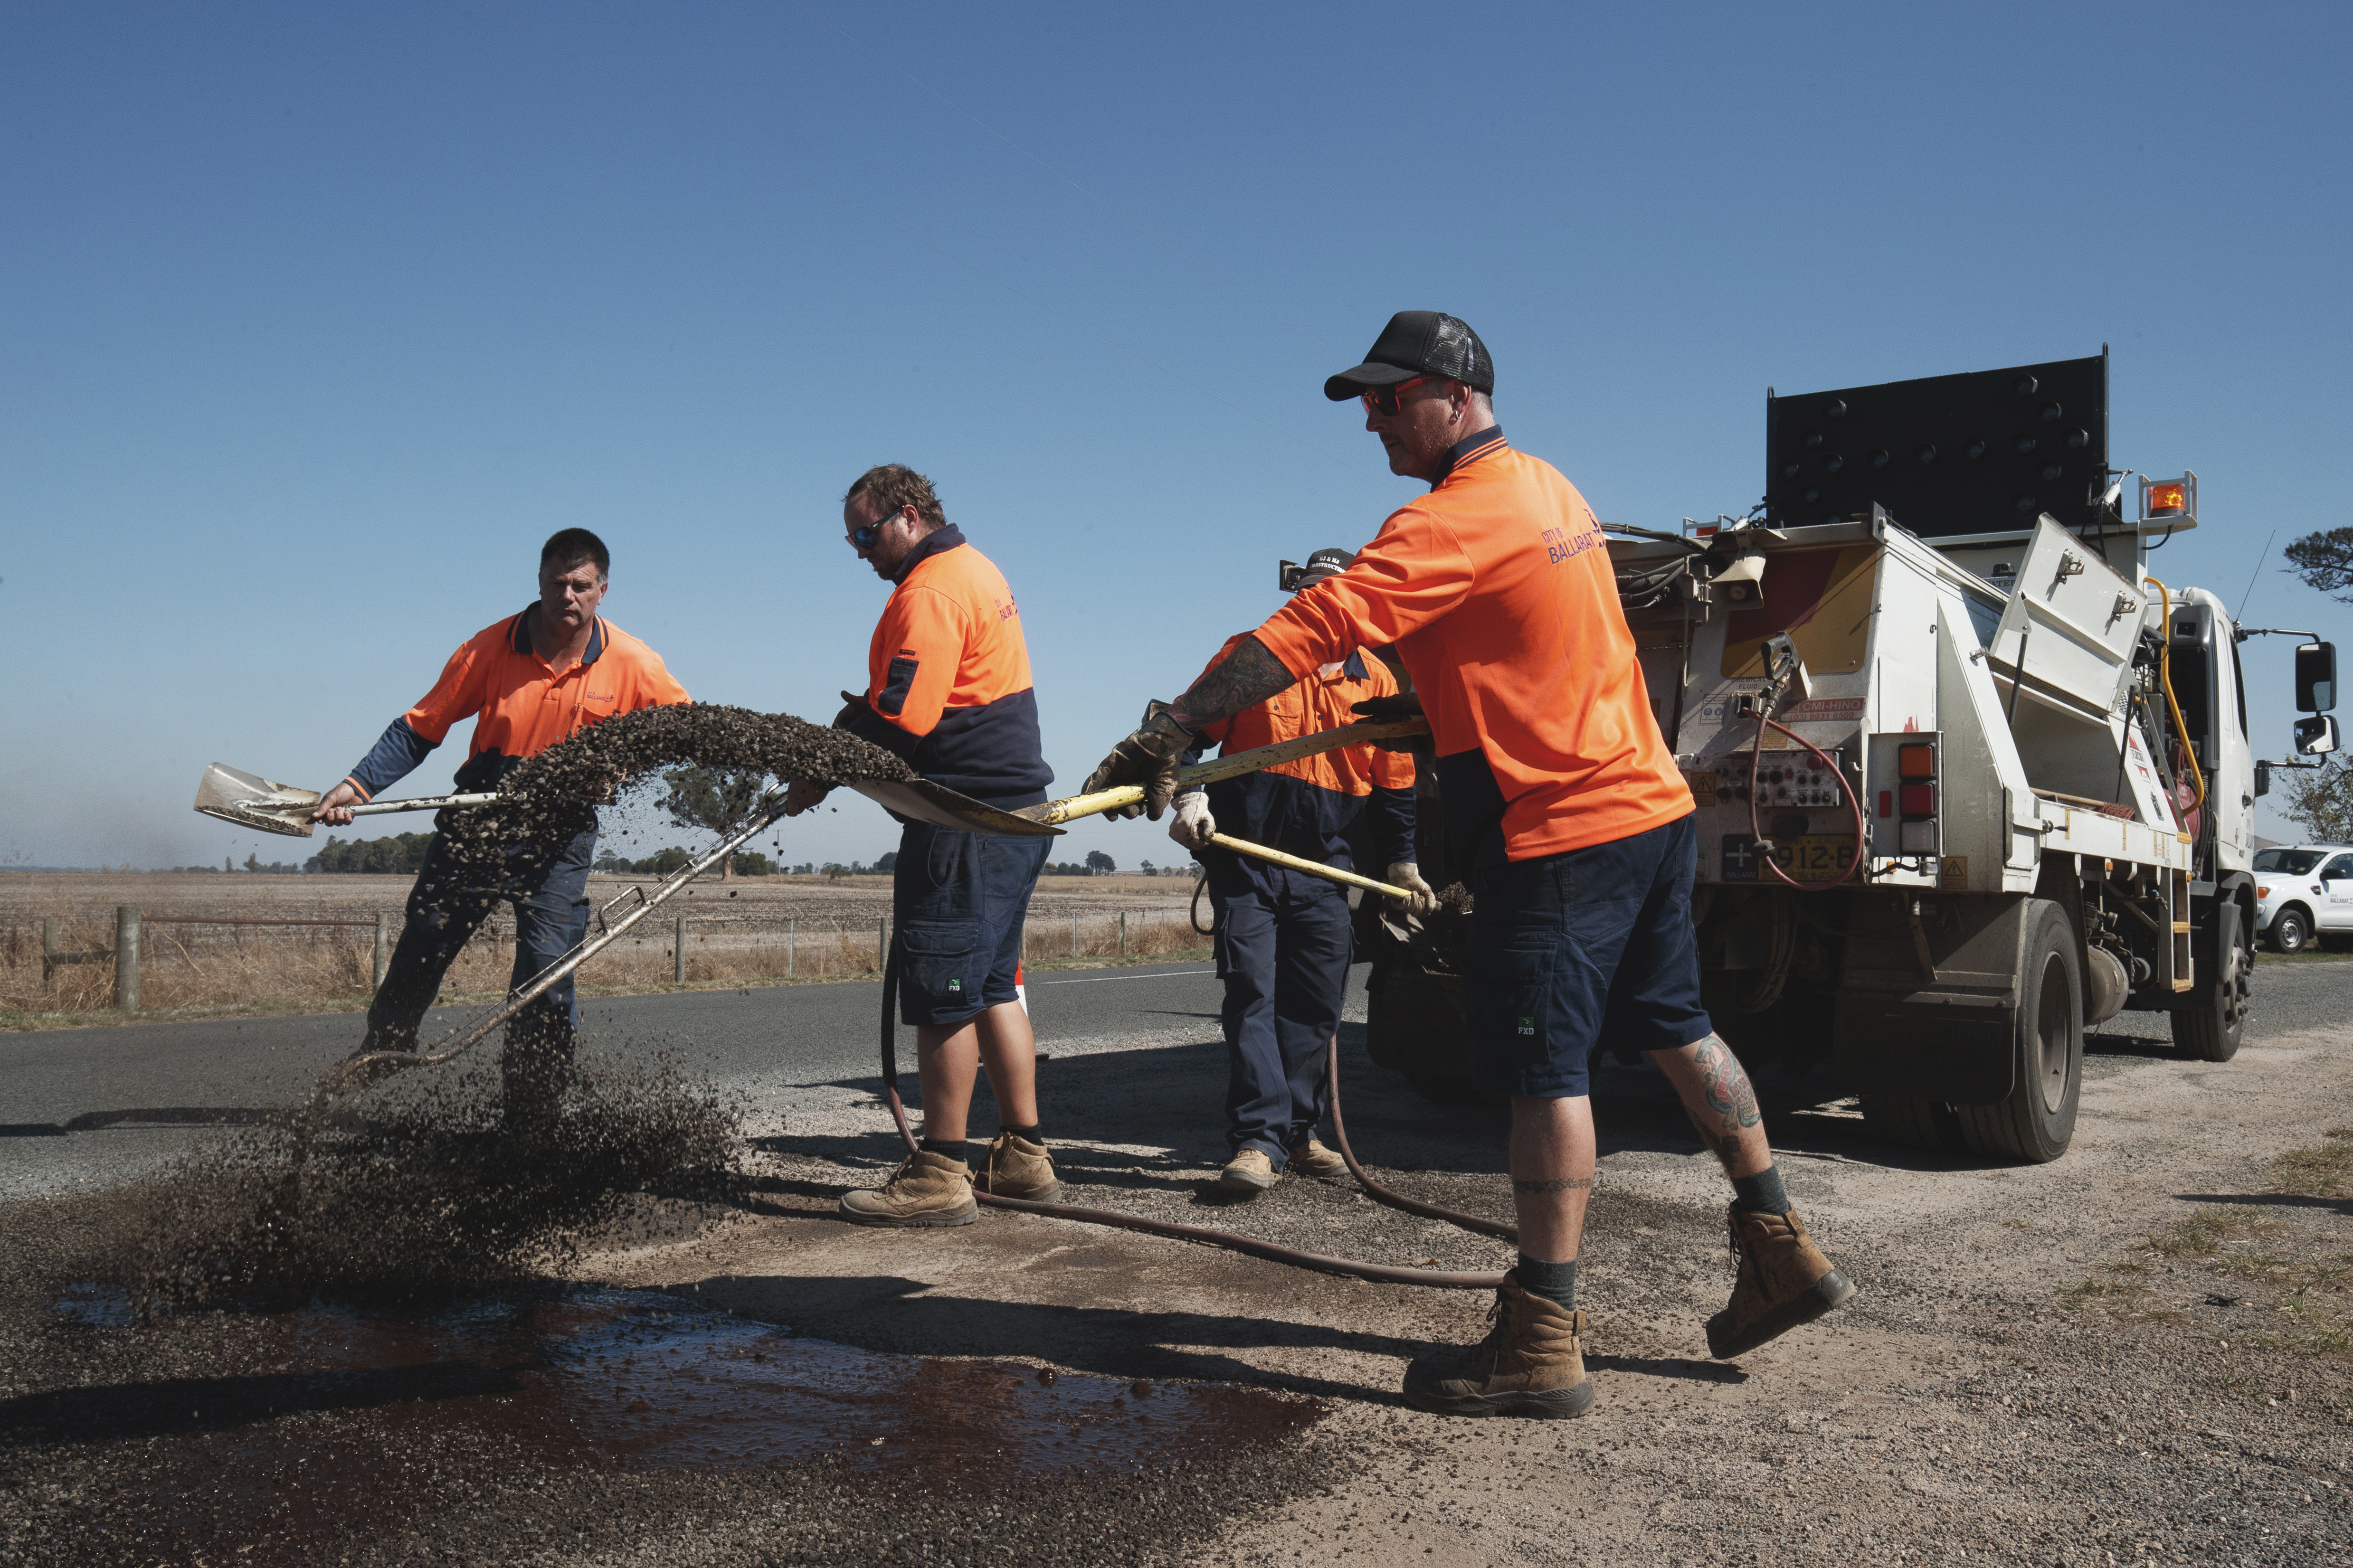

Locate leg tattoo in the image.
[1691,1035,1761,1132]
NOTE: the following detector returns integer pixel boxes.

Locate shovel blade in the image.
[193,761,321,839]
[849,779,1063,837]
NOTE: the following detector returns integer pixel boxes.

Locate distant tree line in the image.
[310,833,436,874]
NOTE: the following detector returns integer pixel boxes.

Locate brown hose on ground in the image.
[1323,1033,1518,1242]
[876,938,1508,1290]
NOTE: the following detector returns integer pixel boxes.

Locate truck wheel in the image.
[1955,899,2082,1164]
[2268,906,2311,955]
[1859,1096,1961,1152]
[2173,901,2248,1063]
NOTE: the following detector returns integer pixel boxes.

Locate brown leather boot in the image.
[837,1150,977,1228]
[1288,1138,1347,1179]
[1401,1277,1594,1418]
[1705,1204,1856,1359]
[971,1131,1061,1202]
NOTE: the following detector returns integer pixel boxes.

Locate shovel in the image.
[198,761,1061,841]
[193,762,497,839]
[1016,718,1429,826]
[1201,832,1414,902]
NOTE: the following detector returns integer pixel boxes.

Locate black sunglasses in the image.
[846,506,910,551]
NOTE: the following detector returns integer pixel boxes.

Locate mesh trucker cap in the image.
[1324,311,1495,400]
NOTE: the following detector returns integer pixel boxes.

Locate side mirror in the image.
[2256,760,2272,798]
[2296,641,2337,712]
[2294,714,2339,756]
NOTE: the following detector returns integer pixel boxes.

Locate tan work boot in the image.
[1705,1204,1856,1359]
[971,1131,1061,1202]
[837,1150,977,1228]
[1219,1148,1281,1192]
[1288,1138,1347,1179]
[1402,1276,1594,1418]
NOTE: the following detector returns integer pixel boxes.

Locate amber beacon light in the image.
[2139,472,2197,528]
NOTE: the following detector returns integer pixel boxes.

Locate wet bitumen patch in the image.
[9,1284,1323,1567]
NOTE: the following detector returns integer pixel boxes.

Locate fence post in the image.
[115,906,140,1012]
[1119,910,1127,957]
[787,917,796,978]
[674,916,687,982]
[41,917,59,988]
[1071,915,1078,957]
[372,911,389,993]
[877,916,887,975]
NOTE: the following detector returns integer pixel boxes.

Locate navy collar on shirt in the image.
[511,606,606,665]
[1430,425,1508,488]
[892,522,967,585]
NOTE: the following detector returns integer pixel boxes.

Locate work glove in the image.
[1351,691,1434,755]
[1386,861,1440,918]
[1168,792,1217,852]
[1081,700,1196,821]
[831,690,867,730]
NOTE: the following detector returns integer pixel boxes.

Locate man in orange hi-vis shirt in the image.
[1167,549,1433,1196]
[310,528,689,1134]
[785,464,1058,1229]
[1085,312,1854,1418]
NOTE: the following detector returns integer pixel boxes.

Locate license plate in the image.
[1721,833,1856,884]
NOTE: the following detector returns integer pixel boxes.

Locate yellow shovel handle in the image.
[1021,718,1428,825]
[1205,832,1413,901]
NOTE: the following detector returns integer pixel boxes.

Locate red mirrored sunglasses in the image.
[1359,375,1436,417]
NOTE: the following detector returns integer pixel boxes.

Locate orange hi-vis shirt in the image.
[842,525,1053,808]
[343,609,689,799]
[1183,634,1418,878]
[1252,428,1690,865]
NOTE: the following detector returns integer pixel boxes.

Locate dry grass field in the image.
[0,869,1207,1027]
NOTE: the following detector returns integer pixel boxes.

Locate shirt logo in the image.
[1540,512,1604,565]
[1517,1016,1536,1036]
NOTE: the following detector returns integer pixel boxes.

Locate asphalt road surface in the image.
[0,964,1238,1197]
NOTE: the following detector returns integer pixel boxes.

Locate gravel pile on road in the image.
[101,1059,745,1312]
[441,702,915,856]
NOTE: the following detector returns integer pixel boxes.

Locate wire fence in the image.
[0,903,1207,1018]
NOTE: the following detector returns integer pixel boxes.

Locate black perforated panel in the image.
[1765,354,2108,537]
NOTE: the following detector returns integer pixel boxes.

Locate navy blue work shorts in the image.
[1463,812,1714,1099]
[892,819,1050,1028]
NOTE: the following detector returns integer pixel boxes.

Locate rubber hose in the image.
[877,932,1507,1291]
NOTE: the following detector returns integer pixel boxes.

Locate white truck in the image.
[1363,353,2338,1163]
[1606,352,2338,1161]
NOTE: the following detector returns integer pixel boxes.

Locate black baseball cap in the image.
[1290,548,1354,591]
[1324,311,1495,401]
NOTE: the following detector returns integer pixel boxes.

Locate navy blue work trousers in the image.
[1207,859,1355,1165]
[364,820,597,1118]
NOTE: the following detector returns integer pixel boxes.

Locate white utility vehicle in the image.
[1603,353,2339,1162]
[2250,845,2353,954]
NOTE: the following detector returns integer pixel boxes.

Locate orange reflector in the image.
[1899,782,1936,817]
[2146,481,2186,515]
[1898,744,1936,778]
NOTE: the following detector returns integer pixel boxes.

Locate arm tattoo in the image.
[1512,1176,1595,1194]
[1690,1035,1763,1132]
[1171,635,1297,730]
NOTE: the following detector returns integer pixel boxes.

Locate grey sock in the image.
[1514,1254,1578,1310]
[1731,1163,1790,1215]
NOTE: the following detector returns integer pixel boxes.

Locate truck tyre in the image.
[1859,1096,1961,1153]
[2268,906,2311,955]
[2173,900,2249,1063]
[1954,899,2081,1164]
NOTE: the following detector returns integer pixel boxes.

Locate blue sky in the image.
[4,1,2348,869]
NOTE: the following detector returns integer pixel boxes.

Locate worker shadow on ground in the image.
[697,1271,1734,1405]
[0,1359,526,1449]
[0,1107,278,1139]
[2175,1190,2353,1218]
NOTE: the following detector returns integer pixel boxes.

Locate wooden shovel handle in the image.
[1020,718,1428,825]
[1205,833,1413,900]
